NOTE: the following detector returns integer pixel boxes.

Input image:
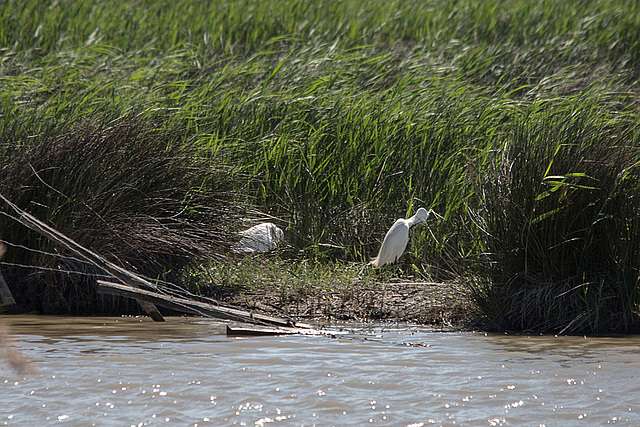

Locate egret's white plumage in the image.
[369,208,437,268]
[235,222,284,253]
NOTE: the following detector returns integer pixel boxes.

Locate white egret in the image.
[369,208,439,268]
[235,222,284,253]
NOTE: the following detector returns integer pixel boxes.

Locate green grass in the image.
[187,256,377,298]
[2,0,640,332]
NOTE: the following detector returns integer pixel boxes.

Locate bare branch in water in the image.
[0,322,33,374]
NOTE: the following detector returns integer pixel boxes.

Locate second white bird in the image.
[369,208,438,268]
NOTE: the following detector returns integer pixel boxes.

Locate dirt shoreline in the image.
[218,279,482,330]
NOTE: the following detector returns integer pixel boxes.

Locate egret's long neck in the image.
[408,209,432,228]
[407,214,423,228]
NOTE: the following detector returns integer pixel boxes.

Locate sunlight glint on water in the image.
[1,316,640,425]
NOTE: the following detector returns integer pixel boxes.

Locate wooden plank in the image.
[226,324,345,337]
[97,280,299,328]
[226,325,302,336]
[0,193,164,321]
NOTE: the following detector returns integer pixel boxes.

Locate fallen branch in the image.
[97,280,301,328]
[0,193,164,321]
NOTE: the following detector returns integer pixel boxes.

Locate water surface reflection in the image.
[1,316,639,425]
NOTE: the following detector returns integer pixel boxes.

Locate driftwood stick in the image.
[0,193,164,321]
[0,243,15,307]
[0,268,15,307]
[97,280,298,328]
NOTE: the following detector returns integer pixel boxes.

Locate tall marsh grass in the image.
[474,95,640,333]
[1,0,640,331]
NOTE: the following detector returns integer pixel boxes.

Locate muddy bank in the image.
[218,279,482,329]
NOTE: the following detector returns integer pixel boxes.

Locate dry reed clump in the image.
[0,115,237,314]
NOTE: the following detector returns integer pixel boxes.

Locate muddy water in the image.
[1,316,640,426]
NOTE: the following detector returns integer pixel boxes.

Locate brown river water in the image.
[1,315,639,426]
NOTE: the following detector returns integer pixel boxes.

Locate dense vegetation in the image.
[1,0,640,333]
